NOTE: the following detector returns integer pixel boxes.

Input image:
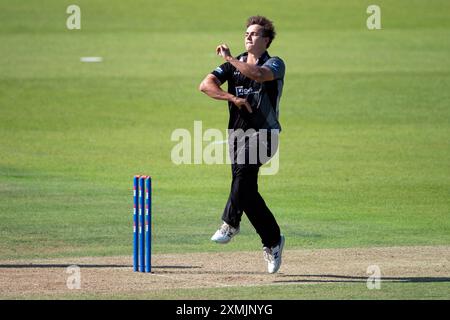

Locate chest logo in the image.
[235,86,254,97]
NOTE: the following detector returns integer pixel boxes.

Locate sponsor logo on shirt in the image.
[214,67,224,74]
[235,86,254,97]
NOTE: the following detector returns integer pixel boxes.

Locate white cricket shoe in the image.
[211,222,240,244]
[263,234,285,274]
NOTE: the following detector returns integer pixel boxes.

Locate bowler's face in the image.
[245,24,269,52]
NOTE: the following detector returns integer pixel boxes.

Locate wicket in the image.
[133,175,152,272]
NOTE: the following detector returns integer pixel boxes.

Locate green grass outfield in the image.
[19,282,450,300]
[0,0,449,299]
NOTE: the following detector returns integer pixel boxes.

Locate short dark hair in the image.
[246,15,276,48]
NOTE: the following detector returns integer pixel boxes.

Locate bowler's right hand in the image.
[231,96,253,114]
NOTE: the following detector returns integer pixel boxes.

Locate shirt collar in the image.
[239,51,270,65]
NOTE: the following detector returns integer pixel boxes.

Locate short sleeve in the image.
[262,57,285,80]
[211,62,233,84]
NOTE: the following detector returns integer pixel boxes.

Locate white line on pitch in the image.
[80,57,103,62]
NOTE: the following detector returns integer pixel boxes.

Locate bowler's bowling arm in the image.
[198,74,252,113]
[198,74,234,102]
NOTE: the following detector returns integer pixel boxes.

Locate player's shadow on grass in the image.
[275,274,450,284]
[0,264,201,269]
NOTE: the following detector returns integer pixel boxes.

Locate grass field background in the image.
[12,282,448,300]
[0,0,449,299]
